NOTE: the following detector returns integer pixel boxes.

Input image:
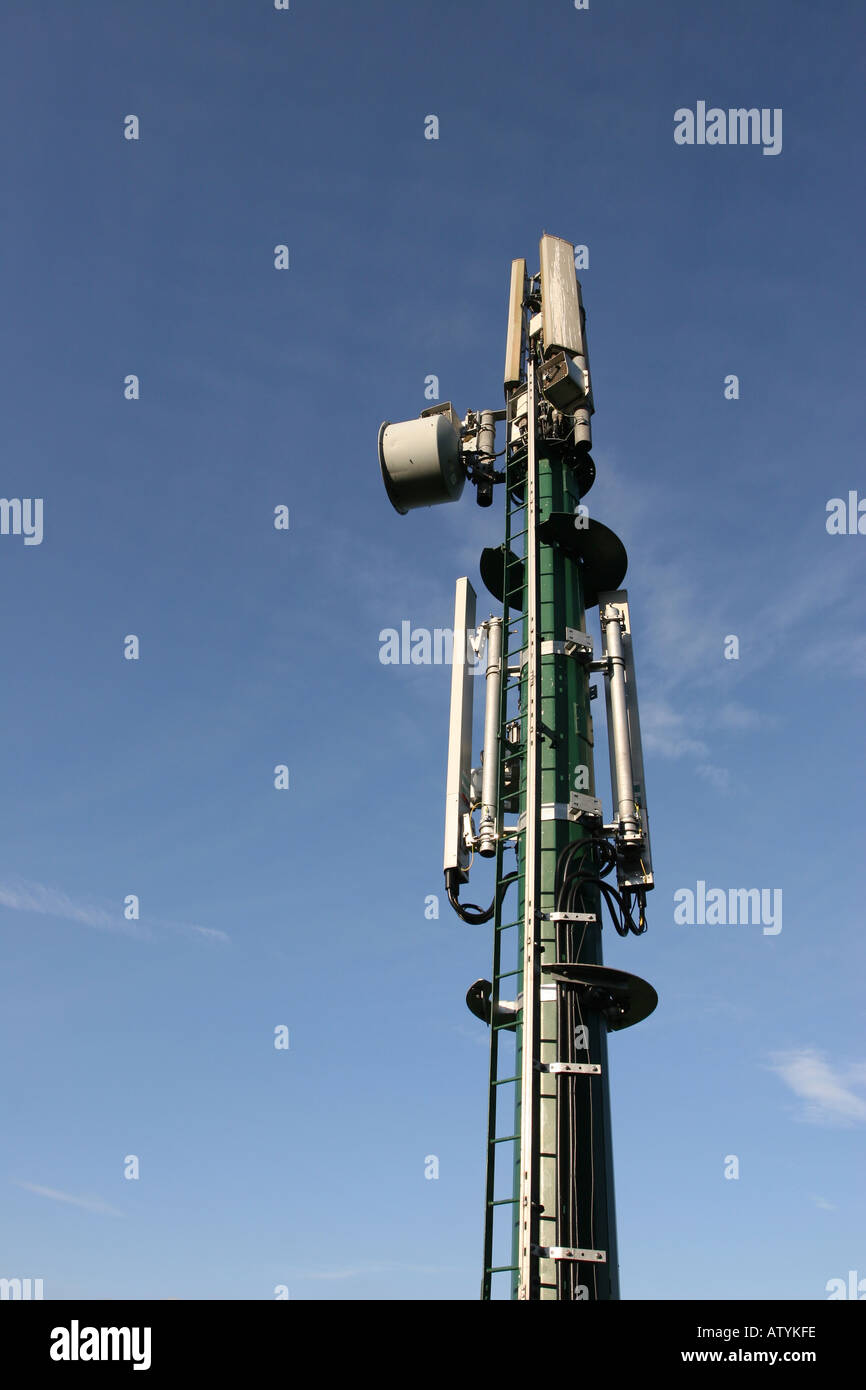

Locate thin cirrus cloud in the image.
[639,697,772,792]
[14,1181,123,1217]
[768,1049,866,1127]
[0,877,228,943]
[590,462,866,789]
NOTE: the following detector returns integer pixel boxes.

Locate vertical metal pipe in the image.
[478,617,502,857]
[601,603,639,839]
[517,359,541,1300]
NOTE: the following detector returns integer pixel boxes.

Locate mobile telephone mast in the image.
[378,236,657,1300]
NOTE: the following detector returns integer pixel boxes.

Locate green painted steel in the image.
[481,437,621,1301]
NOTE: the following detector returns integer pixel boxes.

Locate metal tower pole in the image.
[513,389,620,1301]
[488,243,654,1301]
[516,357,542,1295]
[377,233,656,1303]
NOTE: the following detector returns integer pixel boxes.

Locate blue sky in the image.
[1,0,864,1300]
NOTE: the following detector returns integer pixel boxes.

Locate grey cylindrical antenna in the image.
[477,410,496,461]
[600,602,640,842]
[572,408,592,453]
[478,616,503,856]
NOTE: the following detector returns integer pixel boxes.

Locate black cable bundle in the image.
[445,868,517,926]
[555,835,647,936]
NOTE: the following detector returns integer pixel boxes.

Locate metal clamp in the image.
[532,1246,607,1263]
[542,911,597,922]
[538,1062,601,1075]
[516,803,571,830]
[519,634,592,664]
[563,627,593,658]
[568,792,603,824]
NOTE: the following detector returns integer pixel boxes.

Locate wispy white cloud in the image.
[0,877,228,943]
[14,1181,123,1217]
[811,1196,837,1211]
[0,881,121,932]
[641,700,708,760]
[584,458,866,787]
[639,696,770,790]
[187,924,230,942]
[768,1049,866,1127]
[695,762,731,791]
[716,702,773,731]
